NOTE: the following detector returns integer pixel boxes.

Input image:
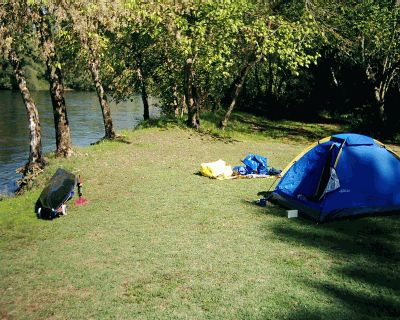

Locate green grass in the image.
[1,118,399,319]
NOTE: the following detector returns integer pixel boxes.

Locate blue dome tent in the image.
[272,133,400,221]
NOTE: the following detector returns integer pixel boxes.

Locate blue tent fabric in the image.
[236,154,269,174]
[331,133,374,146]
[272,133,400,221]
[242,154,259,173]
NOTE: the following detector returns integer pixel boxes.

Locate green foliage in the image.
[0,58,15,89]
[105,0,321,123]
[105,4,157,101]
[253,14,320,74]
[1,1,46,90]
[1,0,399,137]
[163,0,254,110]
[309,0,400,125]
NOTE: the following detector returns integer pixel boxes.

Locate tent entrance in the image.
[312,146,334,200]
[310,142,342,202]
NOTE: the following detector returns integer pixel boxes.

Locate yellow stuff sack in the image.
[200,159,233,179]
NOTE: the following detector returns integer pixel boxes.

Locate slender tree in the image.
[0,1,44,172]
[219,57,258,129]
[106,1,157,122]
[34,4,72,157]
[8,50,44,171]
[151,0,254,129]
[88,50,116,138]
[59,0,117,139]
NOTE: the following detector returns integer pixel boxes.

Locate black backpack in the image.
[35,168,77,219]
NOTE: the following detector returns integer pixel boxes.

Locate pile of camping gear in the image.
[35,168,87,219]
[200,154,281,180]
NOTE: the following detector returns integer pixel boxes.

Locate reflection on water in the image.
[0,90,159,195]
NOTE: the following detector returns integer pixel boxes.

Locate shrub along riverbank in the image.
[1,120,399,319]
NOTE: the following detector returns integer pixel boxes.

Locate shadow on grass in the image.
[283,281,400,320]
[136,116,187,130]
[230,113,345,142]
[265,215,400,319]
[90,135,132,145]
[199,111,348,144]
[282,279,400,320]
[134,112,349,144]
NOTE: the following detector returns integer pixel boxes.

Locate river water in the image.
[0,90,159,195]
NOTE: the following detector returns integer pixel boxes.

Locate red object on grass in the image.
[75,197,88,206]
[74,175,88,206]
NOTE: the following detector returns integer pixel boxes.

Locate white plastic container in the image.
[287,209,298,218]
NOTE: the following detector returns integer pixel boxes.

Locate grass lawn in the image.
[1,118,399,319]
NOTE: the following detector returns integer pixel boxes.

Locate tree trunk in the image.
[39,10,72,157]
[47,60,72,157]
[136,63,150,120]
[220,60,255,130]
[181,94,188,116]
[267,56,273,95]
[89,55,116,139]
[164,54,182,117]
[184,58,200,129]
[171,83,181,117]
[367,60,400,125]
[255,65,262,94]
[8,49,44,171]
[374,85,387,124]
